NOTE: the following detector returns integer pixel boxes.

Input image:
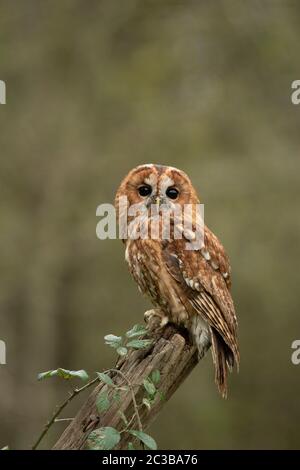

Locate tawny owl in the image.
[115,164,239,397]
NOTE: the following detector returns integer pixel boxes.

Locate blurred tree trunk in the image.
[53,325,198,450]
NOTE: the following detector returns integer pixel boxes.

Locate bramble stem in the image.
[31,377,99,450]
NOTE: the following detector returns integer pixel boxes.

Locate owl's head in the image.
[115,164,199,212]
[115,164,202,245]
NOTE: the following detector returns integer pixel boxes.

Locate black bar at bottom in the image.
[0,449,297,466]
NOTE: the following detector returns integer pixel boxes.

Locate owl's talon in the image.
[143,309,155,324]
[144,309,169,332]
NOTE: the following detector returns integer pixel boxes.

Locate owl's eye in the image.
[166,186,179,199]
[138,184,152,197]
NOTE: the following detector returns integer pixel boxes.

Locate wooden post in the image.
[53,325,198,450]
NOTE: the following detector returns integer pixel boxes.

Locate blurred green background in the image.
[0,0,300,450]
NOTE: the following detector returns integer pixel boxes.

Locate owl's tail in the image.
[210,328,236,399]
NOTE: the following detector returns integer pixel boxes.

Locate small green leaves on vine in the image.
[104,334,122,348]
[128,430,158,450]
[142,369,161,409]
[96,372,114,387]
[37,368,89,382]
[104,325,152,357]
[143,378,156,398]
[113,389,121,403]
[151,369,160,385]
[34,323,159,451]
[126,324,148,338]
[117,346,128,356]
[87,427,120,450]
[142,369,163,411]
[96,391,110,413]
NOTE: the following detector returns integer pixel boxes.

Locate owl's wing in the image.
[163,225,239,363]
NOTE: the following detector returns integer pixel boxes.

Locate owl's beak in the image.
[155,196,161,207]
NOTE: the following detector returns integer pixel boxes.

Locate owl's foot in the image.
[144,308,169,334]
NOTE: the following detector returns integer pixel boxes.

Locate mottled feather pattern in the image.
[115,164,239,397]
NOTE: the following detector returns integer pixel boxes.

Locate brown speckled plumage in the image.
[115,164,239,397]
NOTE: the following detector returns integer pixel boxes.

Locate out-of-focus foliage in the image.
[0,0,299,449]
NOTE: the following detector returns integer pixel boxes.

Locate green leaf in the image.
[37,368,89,382]
[104,334,122,348]
[87,427,120,450]
[69,369,89,381]
[126,324,148,338]
[96,391,110,413]
[142,398,151,411]
[151,370,160,385]
[143,378,156,398]
[129,430,157,450]
[117,346,128,356]
[113,389,121,403]
[97,372,114,387]
[127,339,153,349]
[128,442,135,450]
